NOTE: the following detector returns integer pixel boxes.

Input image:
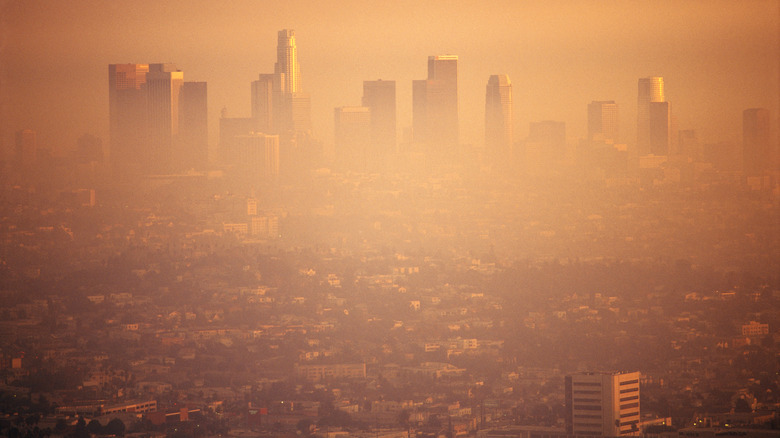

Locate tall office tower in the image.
[178,81,208,170]
[108,63,150,174]
[412,55,458,150]
[144,63,184,174]
[334,106,371,171]
[637,77,665,155]
[743,108,771,176]
[588,100,618,143]
[275,29,301,94]
[251,74,275,132]
[485,74,513,160]
[362,79,397,157]
[289,92,312,134]
[565,371,641,437]
[648,101,671,155]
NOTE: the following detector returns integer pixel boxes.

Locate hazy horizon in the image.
[1,0,778,160]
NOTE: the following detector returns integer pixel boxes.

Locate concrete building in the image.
[565,371,641,437]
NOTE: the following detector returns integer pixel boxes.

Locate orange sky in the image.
[1,0,777,159]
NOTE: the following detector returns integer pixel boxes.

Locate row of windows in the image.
[620,402,639,410]
[619,387,638,394]
[573,398,600,403]
[574,414,601,419]
[619,379,639,386]
[620,410,639,418]
[620,395,639,403]
[573,423,602,428]
[574,405,602,411]
[573,390,601,395]
[573,382,602,386]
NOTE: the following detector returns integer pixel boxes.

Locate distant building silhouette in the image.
[587,100,618,143]
[565,371,640,437]
[485,74,513,162]
[649,101,671,156]
[246,29,313,179]
[413,55,458,152]
[108,63,207,176]
[637,76,665,155]
[743,108,771,176]
[251,74,275,133]
[362,79,397,161]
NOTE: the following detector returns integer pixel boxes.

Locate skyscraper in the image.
[413,55,458,151]
[637,77,665,155]
[485,74,513,159]
[108,63,149,174]
[251,74,275,133]
[362,79,397,157]
[565,371,641,437]
[587,100,618,143]
[109,63,205,176]
[145,63,184,174]
[275,29,301,94]
[743,108,772,176]
[649,101,671,155]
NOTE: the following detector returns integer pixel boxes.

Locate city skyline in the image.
[1,1,777,162]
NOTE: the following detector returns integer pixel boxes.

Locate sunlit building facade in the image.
[275,29,301,94]
[637,77,665,155]
[565,371,641,437]
[485,74,513,160]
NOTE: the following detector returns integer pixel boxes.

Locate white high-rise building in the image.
[565,371,641,437]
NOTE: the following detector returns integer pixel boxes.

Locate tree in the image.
[86,419,103,435]
[105,418,125,436]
